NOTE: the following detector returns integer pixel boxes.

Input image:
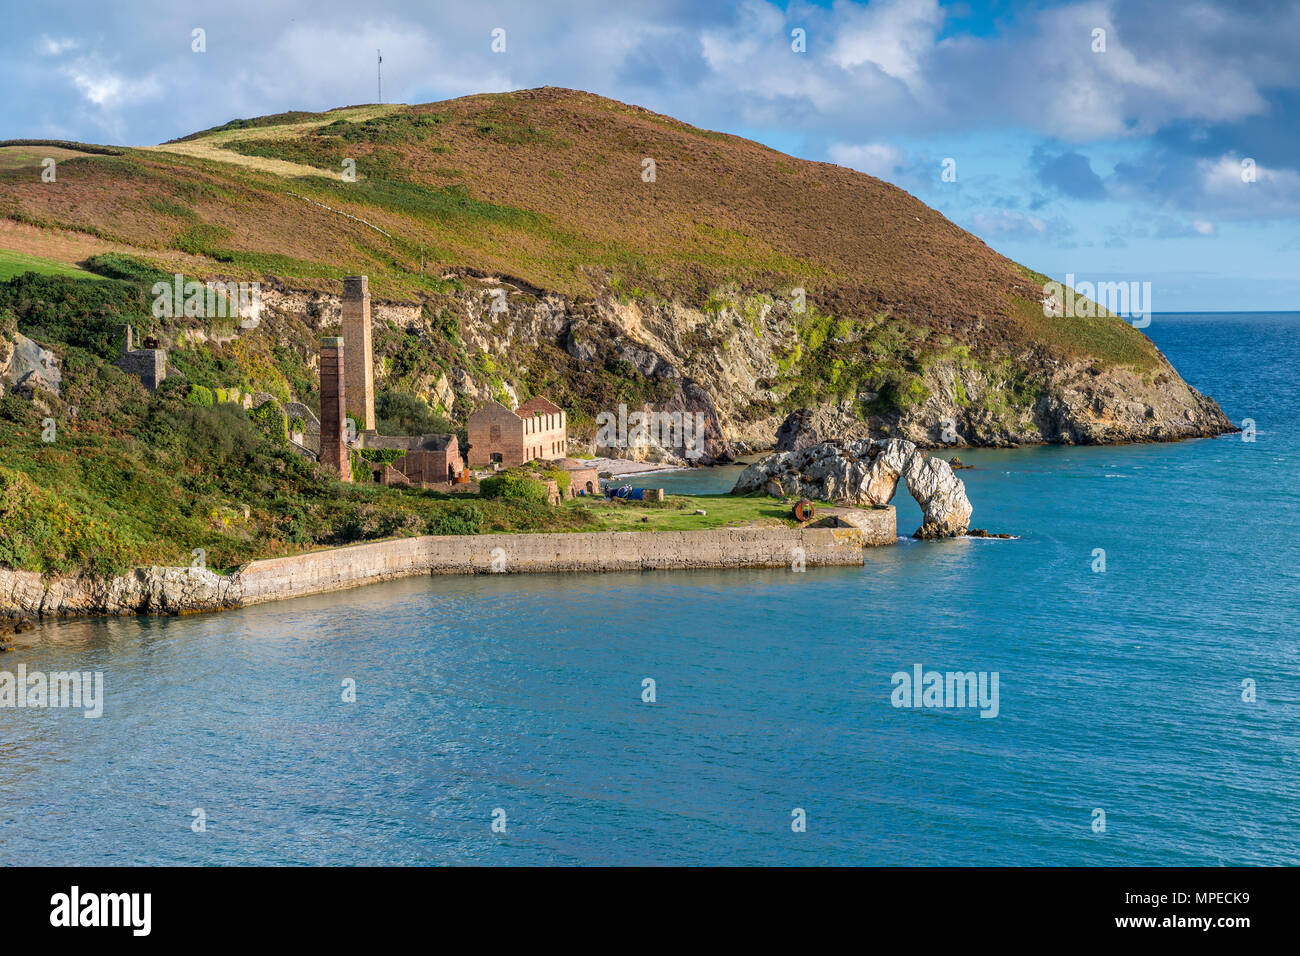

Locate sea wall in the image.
[0,514,896,621]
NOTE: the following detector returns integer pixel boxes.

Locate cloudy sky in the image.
[3,0,1298,310]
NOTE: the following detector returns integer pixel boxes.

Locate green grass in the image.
[1011,268,1160,370]
[564,493,836,532]
[0,250,106,282]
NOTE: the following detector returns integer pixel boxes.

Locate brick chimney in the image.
[342,275,375,432]
[319,336,350,481]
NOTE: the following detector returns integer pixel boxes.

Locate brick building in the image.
[467,397,568,468]
[363,433,466,486]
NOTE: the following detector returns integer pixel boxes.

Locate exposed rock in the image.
[2,333,61,396]
[255,278,1233,460]
[1,566,242,620]
[732,438,973,538]
[775,404,872,452]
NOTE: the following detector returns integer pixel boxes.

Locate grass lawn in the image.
[0,249,105,282]
[567,493,836,532]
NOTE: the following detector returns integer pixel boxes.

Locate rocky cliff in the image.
[250,277,1235,464]
[733,439,973,538]
[1,88,1235,463]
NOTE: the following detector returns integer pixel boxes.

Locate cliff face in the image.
[253,278,1232,461]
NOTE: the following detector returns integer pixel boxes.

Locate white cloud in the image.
[40,36,79,56]
[828,0,943,89]
[828,141,906,178]
[61,59,161,108]
[971,210,1049,238]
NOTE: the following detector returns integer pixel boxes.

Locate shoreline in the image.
[1,515,896,625]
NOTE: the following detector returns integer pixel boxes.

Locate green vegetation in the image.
[565,493,836,532]
[0,250,107,283]
[479,471,549,503]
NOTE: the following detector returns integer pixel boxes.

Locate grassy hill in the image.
[1,88,1156,360]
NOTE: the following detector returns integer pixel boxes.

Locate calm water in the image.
[3,313,1298,865]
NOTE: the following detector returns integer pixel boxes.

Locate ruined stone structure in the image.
[115,324,168,391]
[363,433,466,486]
[467,397,568,468]
[554,458,601,497]
[342,275,375,432]
[319,336,350,481]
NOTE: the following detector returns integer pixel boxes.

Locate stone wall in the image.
[238,524,884,604]
[115,347,167,391]
[2,517,896,620]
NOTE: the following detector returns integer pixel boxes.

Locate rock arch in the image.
[731,438,972,538]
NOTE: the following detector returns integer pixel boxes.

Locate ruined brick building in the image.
[467,397,568,468]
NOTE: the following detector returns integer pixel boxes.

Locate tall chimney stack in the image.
[319,336,351,481]
[342,275,375,432]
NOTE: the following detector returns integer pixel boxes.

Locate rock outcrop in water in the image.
[731,439,973,538]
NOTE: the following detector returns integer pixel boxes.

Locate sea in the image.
[2,312,1297,865]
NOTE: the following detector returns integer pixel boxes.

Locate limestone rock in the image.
[775,404,872,452]
[2,333,61,396]
[732,438,972,537]
[1,566,242,620]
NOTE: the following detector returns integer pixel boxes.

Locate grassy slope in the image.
[0,249,106,282]
[0,88,1159,367]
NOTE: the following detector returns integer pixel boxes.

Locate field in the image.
[0,248,105,282]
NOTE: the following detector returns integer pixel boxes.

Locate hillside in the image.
[0,89,1237,579]
[0,87,1235,460]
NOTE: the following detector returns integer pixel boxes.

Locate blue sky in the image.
[3,0,1298,310]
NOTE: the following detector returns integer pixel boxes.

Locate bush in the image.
[543,467,571,496]
[425,503,483,535]
[83,253,171,286]
[375,389,451,436]
[478,472,549,503]
[250,400,288,443]
[187,384,215,407]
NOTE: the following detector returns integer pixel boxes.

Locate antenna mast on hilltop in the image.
[377,49,383,104]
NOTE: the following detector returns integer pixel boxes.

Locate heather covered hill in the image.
[0,87,1231,455]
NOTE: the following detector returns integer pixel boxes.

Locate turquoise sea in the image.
[3,312,1297,865]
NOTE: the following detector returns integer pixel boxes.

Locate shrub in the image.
[187,384,215,407]
[250,400,288,443]
[83,253,171,286]
[425,503,483,535]
[543,467,571,495]
[375,389,451,436]
[478,472,548,503]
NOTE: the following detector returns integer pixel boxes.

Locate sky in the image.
[2,0,1298,311]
